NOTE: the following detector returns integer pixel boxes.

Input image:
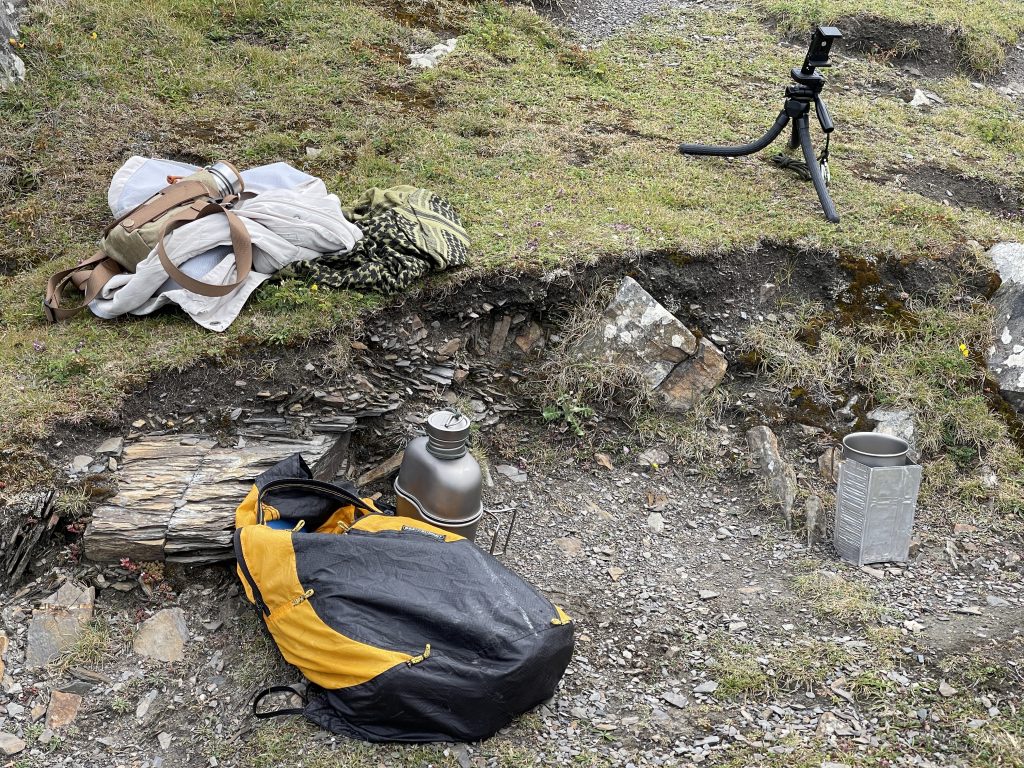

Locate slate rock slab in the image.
[0,1,27,89]
[746,426,798,525]
[45,690,82,730]
[26,581,96,668]
[657,336,727,411]
[134,608,189,662]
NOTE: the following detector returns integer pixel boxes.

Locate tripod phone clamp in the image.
[679,26,843,224]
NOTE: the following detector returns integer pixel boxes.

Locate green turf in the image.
[1,0,1022,462]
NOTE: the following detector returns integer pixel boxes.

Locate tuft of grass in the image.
[49,617,116,674]
[792,569,885,625]
[529,281,654,428]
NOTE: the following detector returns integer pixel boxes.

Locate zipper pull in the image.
[407,644,431,666]
[291,588,314,606]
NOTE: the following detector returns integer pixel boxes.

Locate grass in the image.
[758,0,1024,73]
[1,0,1023,480]
[791,569,885,624]
[742,287,1024,528]
[49,616,116,673]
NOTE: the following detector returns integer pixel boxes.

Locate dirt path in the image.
[541,0,737,41]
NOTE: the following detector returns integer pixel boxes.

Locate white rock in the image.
[157,731,172,750]
[71,455,93,472]
[408,38,457,69]
[647,512,665,534]
[939,680,957,697]
[693,681,719,694]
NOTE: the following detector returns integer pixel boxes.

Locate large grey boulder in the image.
[577,276,697,388]
[0,1,27,89]
[987,243,1024,412]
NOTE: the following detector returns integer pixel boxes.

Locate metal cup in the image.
[841,432,909,467]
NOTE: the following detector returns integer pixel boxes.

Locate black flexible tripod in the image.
[680,26,843,224]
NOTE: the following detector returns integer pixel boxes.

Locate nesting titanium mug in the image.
[842,432,910,468]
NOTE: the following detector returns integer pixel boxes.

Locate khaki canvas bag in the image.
[44,163,253,322]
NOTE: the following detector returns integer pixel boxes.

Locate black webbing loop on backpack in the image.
[253,685,307,719]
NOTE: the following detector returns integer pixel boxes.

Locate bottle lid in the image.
[425,410,471,459]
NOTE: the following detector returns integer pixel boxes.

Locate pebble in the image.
[693,681,719,694]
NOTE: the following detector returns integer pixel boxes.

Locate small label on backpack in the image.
[401,525,446,541]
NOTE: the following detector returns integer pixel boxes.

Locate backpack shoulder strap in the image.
[253,685,306,719]
[156,199,254,297]
[43,253,123,322]
[104,179,213,235]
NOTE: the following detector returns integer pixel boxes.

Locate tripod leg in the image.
[679,110,790,157]
[795,115,839,224]
[789,121,800,150]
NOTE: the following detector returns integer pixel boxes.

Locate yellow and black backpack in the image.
[233,453,575,743]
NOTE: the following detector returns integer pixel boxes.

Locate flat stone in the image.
[698,590,719,600]
[817,446,841,484]
[45,690,82,730]
[133,608,189,663]
[746,426,797,524]
[26,581,96,668]
[96,437,124,456]
[656,337,727,411]
[661,691,688,709]
[939,681,957,698]
[495,464,527,483]
[985,595,1010,608]
[514,322,545,353]
[0,733,25,756]
[647,512,665,534]
[693,681,719,694]
[158,731,172,750]
[71,454,93,472]
[136,689,159,721]
[554,537,584,559]
[576,276,697,389]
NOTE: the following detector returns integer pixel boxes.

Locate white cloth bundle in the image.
[89,157,362,331]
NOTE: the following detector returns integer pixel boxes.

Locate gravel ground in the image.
[537,0,738,42]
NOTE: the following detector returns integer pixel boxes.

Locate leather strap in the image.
[43,252,124,322]
[103,179,213,236]
[156,199,254,297]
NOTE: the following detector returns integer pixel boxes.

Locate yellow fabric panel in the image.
[235,485,259,528]
[553,605,573,625]
[238,525,413,689]
[354,513,464,542]
[313,505,358,533]
[267,600,414,689]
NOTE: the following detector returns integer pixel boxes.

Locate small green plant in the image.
[111,695,133,715]
[542,394,595,436]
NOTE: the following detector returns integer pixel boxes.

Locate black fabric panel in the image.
[253,455,324,521]
[303,622,575,743]
[255,454,312,489]
[292,531,556,656]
